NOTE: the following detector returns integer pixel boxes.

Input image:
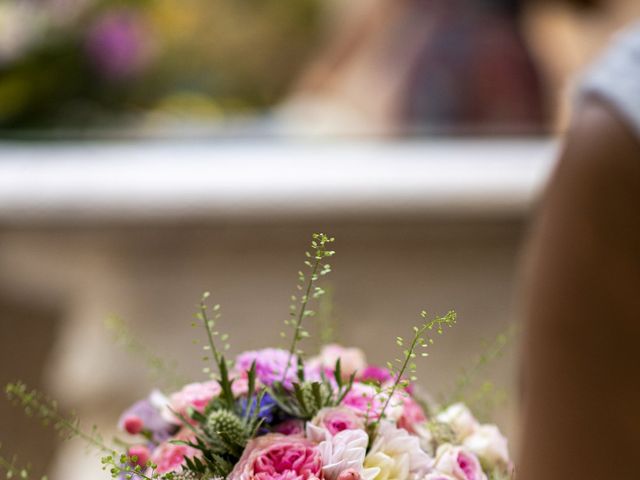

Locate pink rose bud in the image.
[337,469,361,480]
[128,445,151,466]
[123,415,144,434]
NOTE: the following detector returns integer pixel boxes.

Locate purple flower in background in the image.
[235,348,300,388]
[85,9,153,80]
[118,390,177,443]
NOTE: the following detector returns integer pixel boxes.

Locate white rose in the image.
[412,422,434,455]
[364,422,432,480]
[435,403,479,441]
[462,425,510,469]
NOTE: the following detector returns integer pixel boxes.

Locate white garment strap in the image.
[579,22,640,140]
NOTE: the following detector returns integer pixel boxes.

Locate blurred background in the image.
[0,0,638,479]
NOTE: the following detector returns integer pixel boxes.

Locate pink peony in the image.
[311,407,365,436]
[397,396,427,434]
[431,444,487,480]
[169,381,221,419]
[149,430,199,474]
[228,434,323,480]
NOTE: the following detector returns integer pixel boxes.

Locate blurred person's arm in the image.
[519,98,640,478]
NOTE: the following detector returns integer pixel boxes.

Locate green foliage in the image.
[105,316,191,391]
[167,408,248,479]
[441,325,516,418]
[101,452,213,480]
[5,382,112,453]
[370,310,457,435]
[316,284,338,347]
[194,292,231,380]
[205,410,247,445]
[0,445,46,480]
[464,381,508,423]
[269,359,355,420]
[164,361,262,478]
[281,233,335,382]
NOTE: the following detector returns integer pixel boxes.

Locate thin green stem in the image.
[442,325,514,407]
[370,311,456,436]
[281,259,321,383]
[371,327,424,434]
[103,457,157,480]
[199,297,221,370]
[5,383,114,454]
[106,316,190,390]
[0,455,22,478]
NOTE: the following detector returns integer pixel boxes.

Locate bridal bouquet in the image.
[3,234,513,480]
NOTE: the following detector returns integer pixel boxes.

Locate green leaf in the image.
[217,356,235,410]
[333,358,343,388]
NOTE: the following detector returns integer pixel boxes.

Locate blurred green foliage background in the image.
[0,0,321,129]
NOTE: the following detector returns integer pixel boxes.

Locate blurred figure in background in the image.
[519,0,640,477]
[284,0,614,135]
[402,0,545,134]
[0,0,634,135]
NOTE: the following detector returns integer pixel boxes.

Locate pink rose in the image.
[149,430,199,474]
[169,381,221,419]
[431,444,487,480]
[311,407,365,436]
[228,434,323,480]
[397,396,427,434]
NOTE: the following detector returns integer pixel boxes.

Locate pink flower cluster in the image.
[117,346,512,480]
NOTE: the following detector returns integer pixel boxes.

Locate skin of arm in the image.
[518,98,640,478]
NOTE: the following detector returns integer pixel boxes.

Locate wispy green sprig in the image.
[105,316,191,391]
[371,310,457,434]
[463,381,508,423]
[0,446,45,480]
[441,325,515,408]
[281,233,335,382]
[5,382,112,454]
[101,453,159,480]
[317,285,338,347]
[194,292,231,380]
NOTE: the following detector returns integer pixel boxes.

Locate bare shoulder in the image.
[537,97,640,242]
[518,98,640,479]
[555,97,640,189]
